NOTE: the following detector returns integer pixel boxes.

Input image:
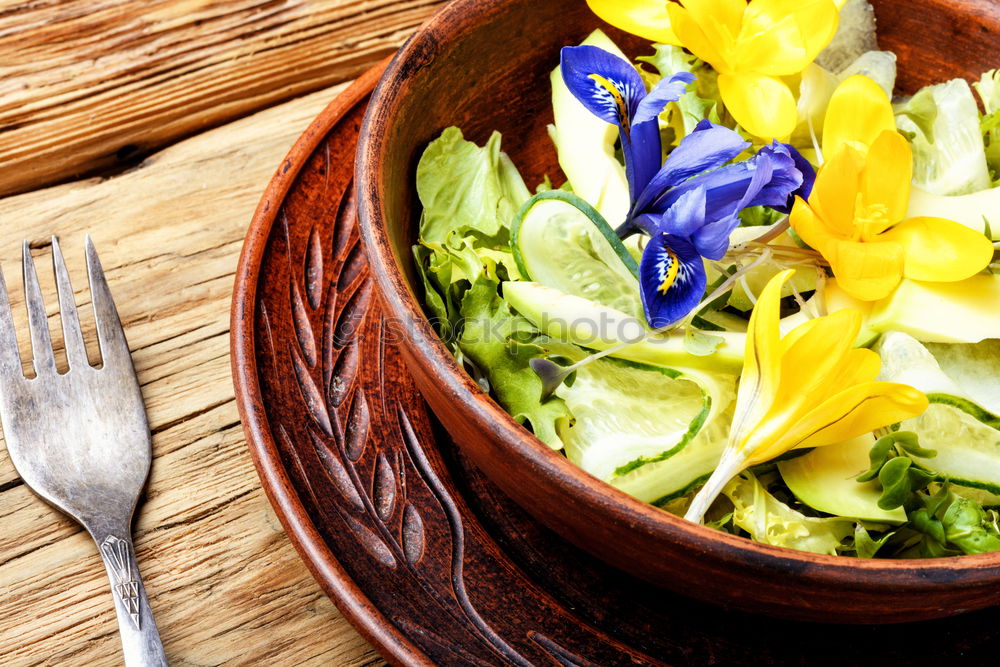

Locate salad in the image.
[412,0,1000,558]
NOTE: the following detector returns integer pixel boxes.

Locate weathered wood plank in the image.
[0,82,384,665]
[0,0,447,196]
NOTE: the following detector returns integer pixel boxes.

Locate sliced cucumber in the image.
[778,435,908,524]
[552,349,733,482]
[877,332,1000,493]
[503,280,746,375]
[512,190,642,319]
[926,339,1000,416]
[902,402,1000,494]
[609,408,732,504]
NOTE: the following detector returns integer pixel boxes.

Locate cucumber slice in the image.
[778,436,908,523]
[512,190,642,318]
[503,280,746,375]
[877,332,1000,493]
[551,349,735,482]
[902,402,1000,494]
[609,408,732,504]
[926,339,1000,416]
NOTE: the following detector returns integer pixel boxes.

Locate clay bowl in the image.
[356,0,1000,623]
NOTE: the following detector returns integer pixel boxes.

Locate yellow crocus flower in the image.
[790,75,996,301]
[685,270,928,523]
[585,0,841,139]
[586,0,680,45]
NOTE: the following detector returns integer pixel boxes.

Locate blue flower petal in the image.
[623,212,662,237]
[691,213,741,261]
[633,72,695,125]
[640,234,707,328]
[625,120,665,203]
[742,142,803,211]
[635,120,750,213]
[560,46,646,130]
[656,185,707,238]
[760,142,815,213]
[650,160,756,222]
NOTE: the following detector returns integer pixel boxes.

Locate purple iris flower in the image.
[561,45,815,328]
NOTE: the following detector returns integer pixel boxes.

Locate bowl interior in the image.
[357,0,1000,620]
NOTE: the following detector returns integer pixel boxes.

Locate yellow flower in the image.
[684,270,927,523]
[790,75,996,301]
[586,0,841,139]
[586,0,680,45]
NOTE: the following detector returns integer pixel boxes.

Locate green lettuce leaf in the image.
[457,276,571,449]
[639,43,721,141]
[908,486,1000,556]
[722,472,855,555]
[895,79,992,195]
[416,127,531,244]
[973,69,1000,185]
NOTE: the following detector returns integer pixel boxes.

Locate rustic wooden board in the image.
[0,82,383,666]
[0,0,447,197]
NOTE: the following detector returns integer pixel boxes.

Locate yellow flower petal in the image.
[809,143,867,238]
[878,217,996,283]
[586,0,681,45]
[742,309,861,456]
[682,0,748,35]
[789,0,840,61]
[789,197,836,256]
[668,2,733,71]
[730,269,793,451]
[791,382,929,450]
[742,0,839,70]
[718,72,798,139]
[860,130,912,234]
[735,10,807,76]
[776,309,861,405]
[822,348,882,391]
[825,238,904,301]
[822,75,896,159]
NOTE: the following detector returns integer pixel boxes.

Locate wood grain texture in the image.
[0,83,383,666]
[0,0,447,197]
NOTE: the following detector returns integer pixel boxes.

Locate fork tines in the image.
[0,236,129,377]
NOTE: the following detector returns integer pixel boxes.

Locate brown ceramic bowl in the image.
[356,0,1000,623]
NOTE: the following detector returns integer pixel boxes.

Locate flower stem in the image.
[684,447,747,524]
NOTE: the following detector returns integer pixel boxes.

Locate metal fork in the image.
[0,237,167,666]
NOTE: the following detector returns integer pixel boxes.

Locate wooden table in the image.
[0,2,446,664]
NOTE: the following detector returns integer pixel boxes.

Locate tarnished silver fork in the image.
[0,237,167,666]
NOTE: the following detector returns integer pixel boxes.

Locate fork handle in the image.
[89,521,168,667]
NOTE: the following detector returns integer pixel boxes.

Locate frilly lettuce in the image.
[974,69,1000,185]
[458,275,571,449]
[414,128,571,449]
[638,43,721,143]
[417,127,530,244]
[895,79,992,195]
[722,472,855,555]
